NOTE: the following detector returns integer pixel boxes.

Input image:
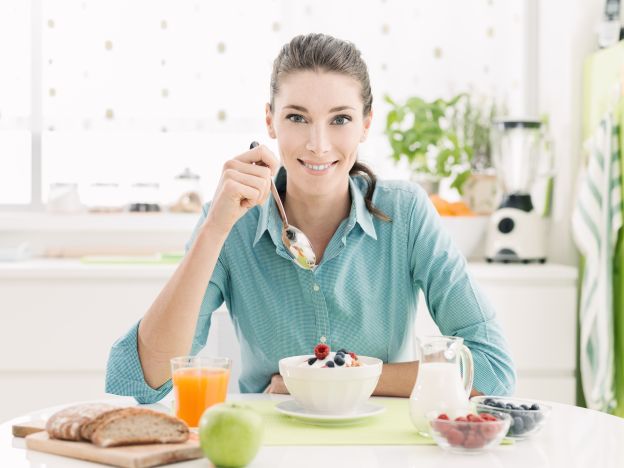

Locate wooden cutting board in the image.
[12,419,46,438]
[16,423,203,468]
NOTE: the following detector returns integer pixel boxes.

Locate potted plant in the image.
[384,93,496,195]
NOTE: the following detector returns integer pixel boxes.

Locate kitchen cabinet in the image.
[0,260,577,422]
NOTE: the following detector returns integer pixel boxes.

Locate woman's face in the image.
[265,70,372,198]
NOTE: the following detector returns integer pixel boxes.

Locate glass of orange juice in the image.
[170,355,231,428]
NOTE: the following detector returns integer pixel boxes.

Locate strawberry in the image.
[314,343,330,360]
[445,428,465,447]
[466,413,484,423]
[463,433,485,449]
[480,422,501,440]
[480,413,498,422]
[454,415,470,432]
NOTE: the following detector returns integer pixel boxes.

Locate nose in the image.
[305,124,331,155]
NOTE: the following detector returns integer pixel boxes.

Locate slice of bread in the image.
[90,407,189,448]
[46,403,119,441]
[80,408,125,441]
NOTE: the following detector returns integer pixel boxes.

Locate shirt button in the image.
[313,284,320,292]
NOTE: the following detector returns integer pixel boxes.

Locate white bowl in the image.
[438,215,489,259]
[278,355,383,415]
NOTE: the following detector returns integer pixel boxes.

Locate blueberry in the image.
[511,405,521,411]
[336,352,345,358]
[337,348,348,354]
[520,404,531,410]
[326,361,335,368]
[505,403,515,410]
[523,414,535,431]
[512,416,524,434]
[307,357,317,365]
[334,355,345,366]
[530,403,540,411]
[483,398,495,406]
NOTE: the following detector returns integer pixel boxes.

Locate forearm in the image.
[373,362,419,398]
[138,221,228,388]
[372,361,484,398]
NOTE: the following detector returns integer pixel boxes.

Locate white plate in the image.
[274,400,385,425]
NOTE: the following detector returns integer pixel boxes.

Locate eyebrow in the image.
[283,105,356,113]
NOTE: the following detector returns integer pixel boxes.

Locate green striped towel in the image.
[572,112,622,412]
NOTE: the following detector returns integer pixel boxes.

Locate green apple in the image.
[199,402,264,467]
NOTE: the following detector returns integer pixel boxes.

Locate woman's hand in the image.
[264,374,290,394]
[205,144,279,236]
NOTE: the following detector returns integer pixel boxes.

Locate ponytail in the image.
[349,161,391,222]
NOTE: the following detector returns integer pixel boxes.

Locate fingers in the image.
[223,170,268,207]
[223,159,272,205]
[267,374,289,394]
[234,144,280,175]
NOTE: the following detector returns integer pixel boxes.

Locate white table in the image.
[1,394,622,468]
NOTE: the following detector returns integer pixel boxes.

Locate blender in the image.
[485,119,549,263]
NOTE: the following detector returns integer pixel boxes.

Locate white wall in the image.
[537,0,606,265]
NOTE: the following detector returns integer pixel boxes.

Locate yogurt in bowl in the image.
[279,345,382,415]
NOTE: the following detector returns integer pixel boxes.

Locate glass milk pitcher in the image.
[409,336,474,436]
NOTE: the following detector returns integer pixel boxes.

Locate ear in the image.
[360,109,373,142]
[265,103,276,139]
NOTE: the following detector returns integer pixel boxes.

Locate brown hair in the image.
[270,33,390,222]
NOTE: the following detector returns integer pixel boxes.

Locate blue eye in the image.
[332,115,352,125]
[287,114,306,123]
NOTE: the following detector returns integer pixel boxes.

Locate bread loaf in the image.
[46,403,119,441]
[89,407,189,448]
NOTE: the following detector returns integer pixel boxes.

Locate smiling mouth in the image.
[297,159,338,171]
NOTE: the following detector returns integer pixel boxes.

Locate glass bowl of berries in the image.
[427,410,511,454]
[278,343,382,415]
[470,396,552,440]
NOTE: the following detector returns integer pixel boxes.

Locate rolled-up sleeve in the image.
[409,187,516,396]
[105,203,230,403]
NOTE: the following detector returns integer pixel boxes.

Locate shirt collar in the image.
[253,167,377,247]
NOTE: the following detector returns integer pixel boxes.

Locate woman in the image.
[106,33,515,403]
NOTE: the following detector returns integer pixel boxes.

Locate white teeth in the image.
[303,162,333,171]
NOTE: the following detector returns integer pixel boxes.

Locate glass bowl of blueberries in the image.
[470,396,551,440]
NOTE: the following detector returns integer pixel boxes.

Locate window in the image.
[0,0,531,210]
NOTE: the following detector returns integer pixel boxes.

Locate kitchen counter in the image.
[0,257,577,281]
[1,393,622,467]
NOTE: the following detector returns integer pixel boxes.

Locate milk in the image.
[409,362,471,436]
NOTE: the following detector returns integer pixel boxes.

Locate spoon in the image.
[249,141,316,270]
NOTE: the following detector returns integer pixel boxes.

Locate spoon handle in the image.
[249,141,290,228]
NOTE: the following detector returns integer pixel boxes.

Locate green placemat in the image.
[242,398,514,446]
[243,398,434,446]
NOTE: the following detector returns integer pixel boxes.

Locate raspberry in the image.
[314,343,330,360]
[348,351,358,360]
[437,413,450,420]
[480,413,498,422]
[445,428,465,447]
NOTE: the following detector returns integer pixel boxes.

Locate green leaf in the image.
[450,170,472,194]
